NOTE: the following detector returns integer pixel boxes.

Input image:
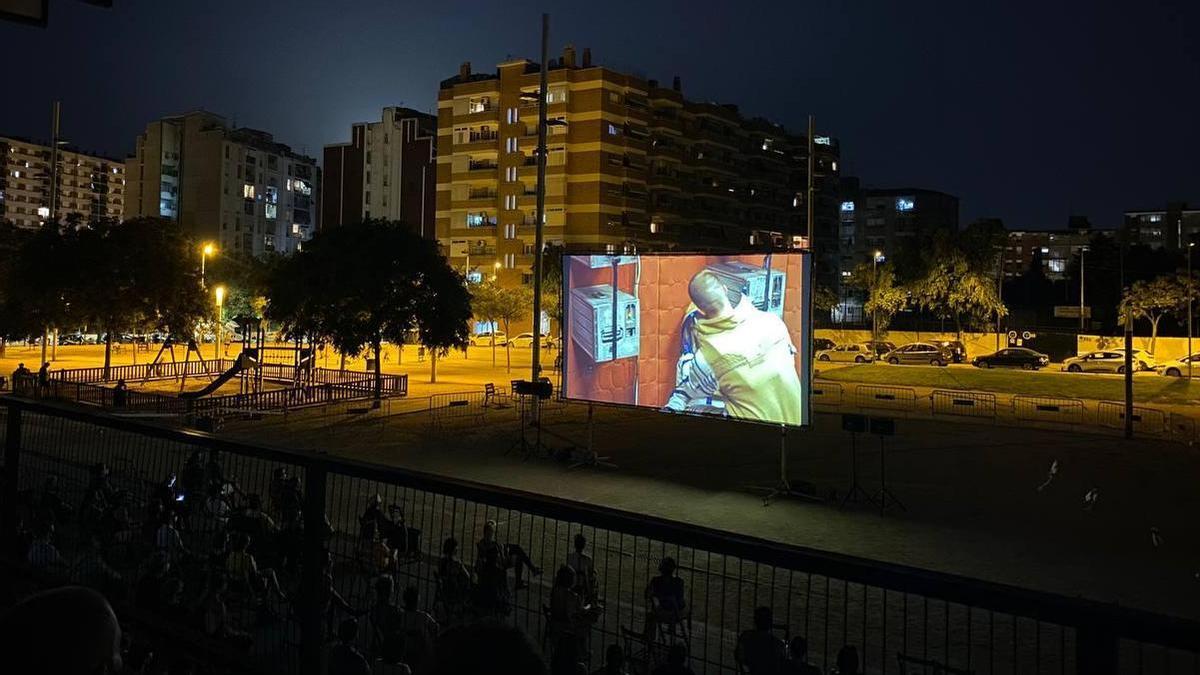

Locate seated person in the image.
[735,607,786,675]
[226,532,288,603]
[549,565,600,653]
[643,557,687,639]
[399,585,439,667]
[566,533,599,602]
[472,545,511,618]
[476,519,542,590]
[369,575,405,664]
[782,636,822,675]
[436,537,473,617]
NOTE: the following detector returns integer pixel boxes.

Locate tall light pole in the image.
[531,12,550,391]
[871,250,883,343]
[201,242,216,286]
[214,285,226,362]
[1079,246,1087,332]
[1189,242,1195,378]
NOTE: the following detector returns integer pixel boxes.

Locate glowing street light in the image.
[493,260,501,280]
[201,242,217,285]
[872,251,884,343]
[214,285,226,361]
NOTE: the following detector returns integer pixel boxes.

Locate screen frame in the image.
[559,249,813,429]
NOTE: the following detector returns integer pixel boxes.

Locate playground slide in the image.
[179,353,257,399]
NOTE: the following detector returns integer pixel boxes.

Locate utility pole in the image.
[1189,243,1195,378]
[42,101,62,368]
[995,248,1003,351]
[1079,247,1086,332]
[530,13,549,404]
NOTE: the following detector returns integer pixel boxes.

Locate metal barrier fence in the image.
[855,385,918,412]
[1097,402,1168,436]
[1011,396,1086,425]
[930,390,997,419]
[2,397,1198,675]
[812,381,845,407]
[1168,414,1196,445]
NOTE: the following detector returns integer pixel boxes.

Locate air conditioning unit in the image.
[569,284,640,363]
[705,261,786,317]
[583,255,638,269]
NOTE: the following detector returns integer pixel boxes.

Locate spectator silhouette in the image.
[735,607,786,675]
[399,584,438,667]
[74,537,123,596]
[436,537,472,620]
[834,645,859,675]
[113,379,128,408]
[429,622,547,675]
[473,544,512,618]
[643,556,687,639]
[476,519,541,590]
[566,532,598,601]
[328,617,372,675]
[369,575,405,665]
[550,565,599,657]
[0,586,123,675]
[26,523,68,573]
[37,361,50,393]
[651,644,696,675]
[783,636,821,675]
[592,644,630,675]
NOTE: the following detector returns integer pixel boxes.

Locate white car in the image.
[815,343,875,363]
[469,332,507,347]
[508,333,553,348]
[1062,349,1155,374]
[1160,354,1200,377]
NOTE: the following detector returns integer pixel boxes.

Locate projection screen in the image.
[561,251,812,427]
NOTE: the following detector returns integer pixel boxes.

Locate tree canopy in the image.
[1119,274,1193,353]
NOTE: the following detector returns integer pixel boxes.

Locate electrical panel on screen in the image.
[562,252,812,427]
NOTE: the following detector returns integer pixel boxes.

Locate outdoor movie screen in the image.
[561,252,812,427]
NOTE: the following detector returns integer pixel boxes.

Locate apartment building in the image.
[125,111,319,256]
[0,135,124,227]
[322,107,437,238]
[1123,202,1200,251]
[436,47,840,287]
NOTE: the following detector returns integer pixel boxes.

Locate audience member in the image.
[26,523,69,573]
[473,545,512,618]
[226,531,288,604]
[834,646,859,675]
[428,622,548,675]
[592,644,630,675]
[155,512,189,564]
[566,532,598,601]
[651,644,696,675]
[476,519,541,590]
[369,575,405,664]
[783,636,822,675]
[399,584,439,666]
[74,537,124,596]
[550,565,599,656]
[735,606,787,675]
[436,537,473,619]
[0,586,123,675]
[644,556,687,639]
[328,618,372,675]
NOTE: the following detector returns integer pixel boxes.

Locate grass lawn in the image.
[817,364,1200,405]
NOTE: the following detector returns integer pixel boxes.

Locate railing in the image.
[854,385,918,412]
[930,390,996,419]
[1011,395,1085,425]
[2,397,1197,674]
[1096,401,1167,435]
[50,358,226,384]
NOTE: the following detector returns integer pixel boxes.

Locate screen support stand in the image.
[873,435,905,514]
[569,402,617,469]
[761,425,821,506]
[839,431,871,506]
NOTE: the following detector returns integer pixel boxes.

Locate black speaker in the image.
[513,379,553,399]
[870,417,895,436]
[842,414,867,433]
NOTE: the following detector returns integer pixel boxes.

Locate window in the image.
[504,224,516,239]
[650,222,660,234]
[366,171,371,184]
[840,201,855,212]
[505,253,516,269]
[607,123,620,136]
[547,88,567,104]
[506,137,518,153]
[895,197,915,212]
[243,184,255,199]
[365,192,371,205]
[506,108,518,124]
[506,167,517,181]
[265,204,277,219]
[265,186,278,204]
[468,97,490,113]
[366,151,372,165]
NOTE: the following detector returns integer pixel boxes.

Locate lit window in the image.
[292,224,301,235]
[243,184,255,199]
[265,204,277,219]
[12,171,19,178]
[815,136,831,145]
[840,201,855,212]
[831,161,838,172]
[650,222,660,234]
[895,197,915,212]
[607,123,620,136]
[37,206,49,218]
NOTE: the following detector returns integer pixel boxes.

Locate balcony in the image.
[467,189,497,200]
[467,245,497,256]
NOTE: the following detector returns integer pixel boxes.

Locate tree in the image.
[267,220,472,399]
[1119,275,1190,354]
[207,252,279,329]
[5,221,79,365]
[468,279,531,372]
[813,285,839,320]
[541,242,566,337]
[911,253,1007,339]
[849,261,908,339]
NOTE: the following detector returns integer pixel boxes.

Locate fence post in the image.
[3,405,21,541]
[300,460,328,675]
[1076,623,1117,675]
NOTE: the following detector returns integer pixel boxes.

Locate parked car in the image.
[972,347,1050,370]
[470,331,508,347]
[1062,349,1155,374]
[816,343,875,363]
[814,337,836,351]
[932,340,968,364]
[882,342,953,366]
[59,333,87,346]
[509,332,553,348]
[1159,354,1200,377]
[863,340,895,358]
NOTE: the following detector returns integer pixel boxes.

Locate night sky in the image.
[2,0,1197,228]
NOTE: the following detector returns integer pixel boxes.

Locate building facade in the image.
[322,107,437,238]
[125,111,319,256]
[0,135,124,228]
[836,184,959,274]
[435,47,840,288]
[1123,202,1200,251]
[1002,219,1096,280]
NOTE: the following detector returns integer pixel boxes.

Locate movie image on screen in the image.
[562,252,812,427]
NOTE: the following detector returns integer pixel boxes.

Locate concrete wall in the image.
[1076,334,1197,361]
[813,328,1200,361]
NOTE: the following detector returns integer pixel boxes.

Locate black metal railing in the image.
[1,397,1197,675]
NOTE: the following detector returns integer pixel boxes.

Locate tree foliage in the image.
[1119,275,1192,354]
[910,252,1007,339]
[470,279,532,372]
[849,261,908,337]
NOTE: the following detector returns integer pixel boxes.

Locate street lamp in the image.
[214,285,226,362]
[871,250,884,343]
[1189,242,1195,378]
[201,242,216,285]
[1079,246,1088,332]
[493,260,501,281]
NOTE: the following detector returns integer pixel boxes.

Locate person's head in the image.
[666,643,688,667]
[836,645,860,675]
[375,574,395,601]
[273,467,287,480]
[116,379,125,387]
[554,565,576,590]
[604,644,625,670]
[443,536,458,558]
[370,493,382,506]
[658,556,677,577]
[573,533,586,552]
[483,519,497,540]
[788,635,808,660]
[403,585,419,609]
[431,622,547,675]
[42,361,49,368]
[337,618,359,644]
[18,362,25,369]
[754,606,773,631]
[688,270,733,319]
[0,586,123,674]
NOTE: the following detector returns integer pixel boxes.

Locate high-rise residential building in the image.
[1123,202,1200,251]
[322,107,437,238]
[125,111,319,256]
[1002,218,1098,280]
[436,47,840,287]
[0,135,125,228]
[836,183,959,272]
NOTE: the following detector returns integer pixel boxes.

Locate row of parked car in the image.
[815,338,1198,377]
[468,331,556,348]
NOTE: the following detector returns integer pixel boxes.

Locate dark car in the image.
[972,347,1050,370]
[882,342,954,366]
[814,337,835,351]
[863,340,896,358]
[933,340,968,364]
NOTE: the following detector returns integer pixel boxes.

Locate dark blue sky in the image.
[3,0,1197,228]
